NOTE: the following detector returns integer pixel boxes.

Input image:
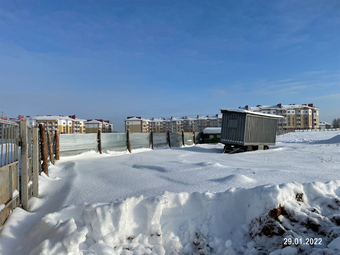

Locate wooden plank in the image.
[5,126,8,165]
[47,131,54,165]
[167,130,171,148]
[20,120,29,210]
[0,164,10,227]
[150,131,154,149]
[182,130,185,146]
[192,124,196,145]
[1,123,3,167]
[97,129,102,154]
[15,126,19,207]
[12,126,14,162]
[9,126,12,163]
[11,126,14,163]
[55,130,60,160]
[126,129,131,153]
[40,124,48,176]
[32,127,39,198]
[9,165,13,210]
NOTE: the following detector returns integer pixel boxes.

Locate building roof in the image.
[19,115,86,122]
[203,128,221,134]
[220,108,283,118]
[245,104,318,111]
[86,120,102,124]
[125,117,149,121]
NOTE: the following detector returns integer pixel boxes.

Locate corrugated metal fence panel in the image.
[184,133,194,146]
[244,115,278,145]
[153,133,168,148]
[102,133,126,152]
[130,133,150,150]
[60,134,97,156]
[220,113,246,145]
[170,133,182,147]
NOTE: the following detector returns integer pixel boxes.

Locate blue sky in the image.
[0,0,339,131]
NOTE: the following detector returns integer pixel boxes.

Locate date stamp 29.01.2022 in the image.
[283,238,322,246]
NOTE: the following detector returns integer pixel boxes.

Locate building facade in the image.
[125,117,150,133]
[240,103,319,133]
[85,119,113,133]
[7,115,86,134]
[125,114,222,133]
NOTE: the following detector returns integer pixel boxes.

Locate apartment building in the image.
[125,114,222,133]
[85,119,113,133]
[125,117,150,133]
[149,118,166,133]
[181,116,197,132]
[7,115,86,134]
[241,103,319,132]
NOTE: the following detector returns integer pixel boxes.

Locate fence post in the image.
[15,125,19,207]
[192,124,196,145]
[55,130,60,160]
[32,127,39,198]
[97,129,102,154]
[0,123,3,167]
[182,130,185,146]
[39,124,48,176]
[127,129,131,153]
[167,130,171,148]
[47,131,54,165]
[150,131,154,149]
[20,120,28,210]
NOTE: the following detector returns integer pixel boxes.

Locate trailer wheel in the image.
[246,146,253,151]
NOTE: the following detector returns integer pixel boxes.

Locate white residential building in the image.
[239,103,319,132]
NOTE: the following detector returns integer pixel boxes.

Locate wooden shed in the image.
[220,109,282,152]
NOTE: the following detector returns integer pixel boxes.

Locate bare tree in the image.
[333,118,340,128]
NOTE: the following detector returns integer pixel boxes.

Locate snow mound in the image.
[315,134,340,145]
[209,174,256,184]
[195,162,223,167]
[26,181,340,255]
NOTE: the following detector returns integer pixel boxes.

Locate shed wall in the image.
[220,113,246,145]
[244,115,278,145]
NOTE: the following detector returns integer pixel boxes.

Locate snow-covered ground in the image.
[0,131,340,255]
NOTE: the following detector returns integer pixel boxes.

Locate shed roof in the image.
[220,108,283,118]
[203,127,221,134]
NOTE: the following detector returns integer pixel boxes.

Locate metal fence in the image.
[295,128,340,132]
[59,131,203,156]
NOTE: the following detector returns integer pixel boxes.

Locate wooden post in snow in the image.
[55,130,60,160]
[150,131,154,149]
[32,127,39,198]
[97,129,102,154]
[20,120,28,210]
[47,131,54,165]
[127,129,131,153]
[39,124,48,176]
[167,130,171,148]
[182,130,185,146]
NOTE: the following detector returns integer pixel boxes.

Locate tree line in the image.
[332,118,340,128]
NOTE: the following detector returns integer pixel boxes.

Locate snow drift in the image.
[27,181,340,255]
